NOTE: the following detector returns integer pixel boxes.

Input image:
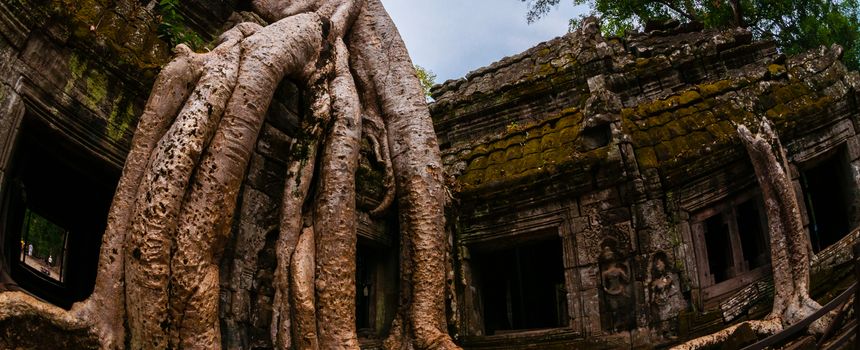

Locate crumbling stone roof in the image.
[431,18,860,196]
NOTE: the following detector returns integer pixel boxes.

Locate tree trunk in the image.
[736,122,824,329]
[673,121,826,349]
[0,1,461,349]
[312,37,362,349]
[71,44,204,349]
[349,2,459,348]
[729,0,745,27]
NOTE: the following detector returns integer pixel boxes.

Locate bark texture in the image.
[737,123,822,325]
[349,3,459,348]
[0,1,460,349]
[71,44,205,349]
[673,121,826,349]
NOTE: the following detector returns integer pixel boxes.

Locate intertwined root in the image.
[0,1,460,349]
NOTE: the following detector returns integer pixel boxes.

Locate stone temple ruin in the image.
[0,1,857,349]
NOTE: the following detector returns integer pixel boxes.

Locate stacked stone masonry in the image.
[0,2,857,349]
[433,18,860,349]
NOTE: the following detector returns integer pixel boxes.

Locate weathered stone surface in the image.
[0,2,857,348]
[435,17,860,350]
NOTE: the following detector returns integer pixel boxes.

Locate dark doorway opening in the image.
[704,214,732,283]
[355,236,397,339]
[473,236,566,335]
[736,199,769,269]
[801,146,852,253]
[355,241,375,332]
[3,115,120,308]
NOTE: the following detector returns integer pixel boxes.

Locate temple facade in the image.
[0,1,856,349]
[431,18,860,349]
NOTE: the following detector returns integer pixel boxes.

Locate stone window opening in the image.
[470,233,567,335]
[2,115,119,308]
[736,199,769,269]
[702,214,733,284]
[692,191,770,299]
[800,145,854,253]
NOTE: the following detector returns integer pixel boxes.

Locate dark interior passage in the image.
[802,147,852,253]
[704,214,732,283]
[736,199,769,269]
[473,236,566,335]
[355,242,374,331]
[3,116,119,308]
[355,236,397,339]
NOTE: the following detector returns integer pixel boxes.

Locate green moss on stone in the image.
[636,147,658,169]
[502,157,525,176]
[522,138,541,155]
[504,145,523,161]
[630,130,654,146]
[535,63,556,77]
[558,125,579,143]
[488,150,506,165]
[768,64,786,78]
[665,120,686,138]
[460,169,484,187]
[84,68,109,110]
[677,90,701,106]
[484,164,504,181]
[646,112,674,129]
[519,153,542,173]
[65,53,111,113]
[106,100,136,142]
[540,132,562,150]
[699,80,734,97]
[469,155,489,171]
[687,131,715,149]
[654,143,670,162]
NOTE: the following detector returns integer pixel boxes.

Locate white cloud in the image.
[381,0,588,83]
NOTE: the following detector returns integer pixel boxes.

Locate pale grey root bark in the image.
[349,2,459,348]
[70,45,204,349]
[124,27,248,350]
[361,101,396,217]
[672,121,826,349]
[0,0,461,349]
[290,225,319,350]
[271,77,329,349]
[166,15,323,348]
[313,38,362,349]
[737,122,825,329]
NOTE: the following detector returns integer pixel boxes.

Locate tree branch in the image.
[655,0,697,21]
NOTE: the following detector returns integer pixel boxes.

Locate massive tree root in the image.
[0,1,460,349]
[672,121,827,349]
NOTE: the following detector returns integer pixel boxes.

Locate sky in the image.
[380,1,588,84]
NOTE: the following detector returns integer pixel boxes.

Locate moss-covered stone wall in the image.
[0,0,239,156]
[434,18,860,349]
[0,0,176,160]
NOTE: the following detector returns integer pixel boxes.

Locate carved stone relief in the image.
[598,237,634,332]
[647,251,684,340]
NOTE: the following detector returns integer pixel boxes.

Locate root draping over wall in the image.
[0,1,460,349]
